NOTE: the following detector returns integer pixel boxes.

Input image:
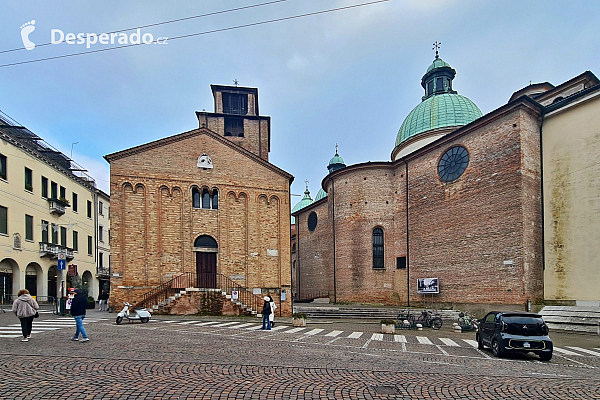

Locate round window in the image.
[307,212,318,232]
[438,146,469,182]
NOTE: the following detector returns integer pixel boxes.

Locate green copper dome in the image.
[292,185,313,213]
[426,57,451,72]
[328,153,344,166]
[314,188,327,201]
[395,94,482,146]
[394,56,482,147]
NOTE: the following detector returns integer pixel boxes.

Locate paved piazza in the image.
[0,312,599,399]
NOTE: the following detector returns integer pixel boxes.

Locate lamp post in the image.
[70,142,79,159]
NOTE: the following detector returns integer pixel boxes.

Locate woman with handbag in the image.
[11,289,39,342]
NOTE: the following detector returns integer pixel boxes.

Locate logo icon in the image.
[20,20,36,50]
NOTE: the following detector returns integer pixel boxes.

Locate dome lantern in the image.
[392,48,483,160]
[327,143,346,173]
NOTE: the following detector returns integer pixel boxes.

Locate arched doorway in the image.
[81,271,93,296]
[0,258,18,305]
[48,266,57,300]
[25,263,41,296]
[194,235,218,288]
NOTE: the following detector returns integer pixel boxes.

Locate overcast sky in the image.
[1,0,598,206]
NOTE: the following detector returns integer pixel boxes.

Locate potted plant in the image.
[86,296,96,309]
[292,313,307,327]
[381,319,396,334]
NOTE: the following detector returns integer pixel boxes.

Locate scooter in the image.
[116,302,151,324]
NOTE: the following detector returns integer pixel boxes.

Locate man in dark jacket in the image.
[70,288,89,342]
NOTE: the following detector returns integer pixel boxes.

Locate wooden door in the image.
[196,252,217,288]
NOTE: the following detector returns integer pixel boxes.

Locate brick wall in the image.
[295,103,544,309]
[108,128,292,315]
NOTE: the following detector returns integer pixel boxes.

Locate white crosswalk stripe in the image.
[246,324,263,330]
[393,334,406,343]
[416,336,433,345]
[371,333,384,341]
[566,346,600,357]
[324,330,343,337]
[0,317,105,339]
[348,332,363,339]
[438,338,459,347]
[209,322,242,328]
[178,321,200,325]
[305,329,325,336]
[283,327,305,334]
[230,323,254,329]
[269,326,287,331]
[462,339,479,348]
[553,347,582,356]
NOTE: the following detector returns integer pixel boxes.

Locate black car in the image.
[476,311,553,361]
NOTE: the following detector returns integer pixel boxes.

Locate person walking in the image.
[98,290,108,311]
[268,295,277,328]
[11,289,39,342]
[70,288,89,342]
[261,296,271,330]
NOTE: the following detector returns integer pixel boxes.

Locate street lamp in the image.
[70,142,79,159]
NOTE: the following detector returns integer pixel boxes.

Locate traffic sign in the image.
[232,290,239,300]
[57,259,66,270]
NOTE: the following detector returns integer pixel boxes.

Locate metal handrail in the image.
[137,273,263,314]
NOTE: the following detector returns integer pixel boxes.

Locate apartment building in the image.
[0,111,109,305]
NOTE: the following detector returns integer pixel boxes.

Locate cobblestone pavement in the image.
[0,313,599,399]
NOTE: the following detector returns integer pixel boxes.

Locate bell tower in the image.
[196,83,271,161]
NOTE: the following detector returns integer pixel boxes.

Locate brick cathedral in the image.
[292,54,600,313]
[105,85,293,315]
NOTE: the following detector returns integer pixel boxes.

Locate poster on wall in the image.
[417,278,439,294]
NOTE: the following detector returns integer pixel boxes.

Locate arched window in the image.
[194,235,218,248]
[372,228,384,269]
[211,189,219,210]
[192,188,201,208]
[202,189,210,209]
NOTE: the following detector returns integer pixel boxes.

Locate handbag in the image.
[34,311,39,318]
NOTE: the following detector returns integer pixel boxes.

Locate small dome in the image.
[292,185,313,213]
[327,147,346,174]
[314,188,327,202]
[426,56,451,72]
[395,93,482,146]
[328,153,345,166]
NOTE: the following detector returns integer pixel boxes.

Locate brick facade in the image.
[294,100,544,311]
[105,86,293,316]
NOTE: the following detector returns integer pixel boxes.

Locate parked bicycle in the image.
[416,310,443,330]
[396,309,442,330]
[458,311,478,331]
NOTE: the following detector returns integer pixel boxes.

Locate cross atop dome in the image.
[433,41,441,59]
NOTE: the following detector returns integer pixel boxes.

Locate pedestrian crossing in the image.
[0,316,108,338]
[158,319,600,358]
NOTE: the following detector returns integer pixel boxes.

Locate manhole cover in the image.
[372,385,399,395]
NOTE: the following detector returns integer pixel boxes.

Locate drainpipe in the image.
[332,178,337,304]
[539,108,546,304]
[93,188,98,298]
[404,160,410,307]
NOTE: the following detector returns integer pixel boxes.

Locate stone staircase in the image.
[153,288,259,316]
[293,305,461,321]
[539,306,600,333]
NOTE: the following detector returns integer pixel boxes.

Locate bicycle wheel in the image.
[431,317,442,330]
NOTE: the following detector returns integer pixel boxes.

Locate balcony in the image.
[39,242,74,260]
[96,266,110,278]
[48,198,69,216]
